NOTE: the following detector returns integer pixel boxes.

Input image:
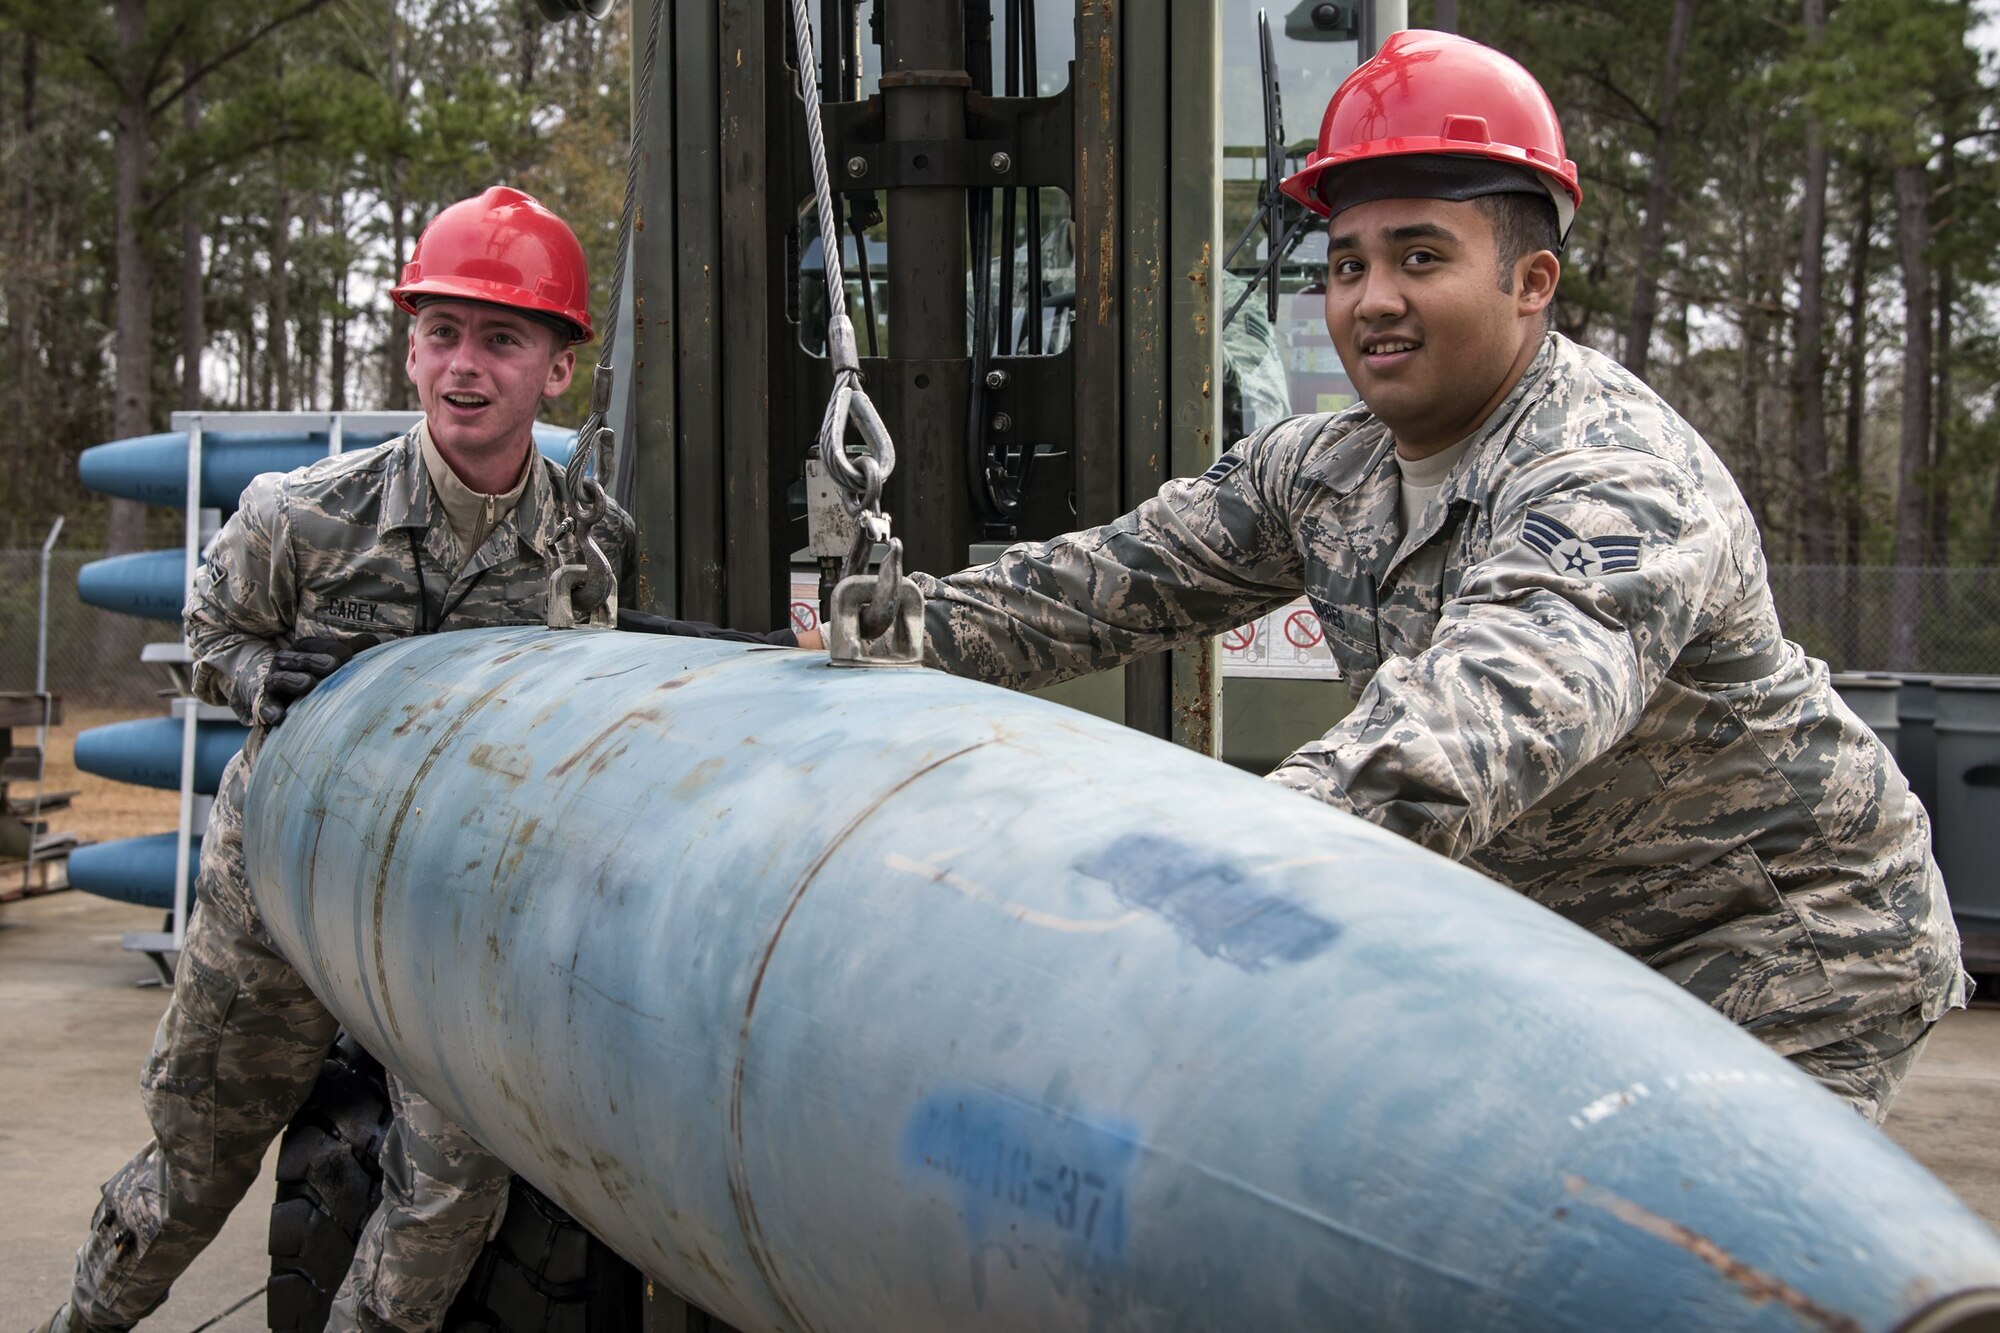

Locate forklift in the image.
[267,3,1410,1328]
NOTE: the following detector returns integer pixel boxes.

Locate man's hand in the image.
[258,634,382,727]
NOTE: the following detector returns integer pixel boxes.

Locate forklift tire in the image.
[446,1179,644,1332]
[268,1032,646,1332]
[268,1033,394,1330]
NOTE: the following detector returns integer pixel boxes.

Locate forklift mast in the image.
[609,0,1405,748]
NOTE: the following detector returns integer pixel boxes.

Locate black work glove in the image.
[258,634,382,727]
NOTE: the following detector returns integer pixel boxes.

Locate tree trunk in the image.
[242,232,258,409]
[331,193,350,412]
[1794,0,1832,576]
[298,194,318,404]
[1887,160,1933,671]
[1841,167,1873,666]
[387,188,410,409]
[179,59,203,412]
[517,0,541,97]
[1982,404,2000,568]
[259,302,272,408]
[108,0,152,556]
[1736,257,1763,530]
[1620,0,1695,380]
[1736,121,1773,541]
[385,8,412,410]
[1840,169,1872,564]
[1929,144,1953,568]
[273,153,292,411]
[14,34,36,436]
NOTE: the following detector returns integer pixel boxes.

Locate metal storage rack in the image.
[122,411,424,977]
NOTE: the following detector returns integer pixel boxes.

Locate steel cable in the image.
[789,0,899,585]
[562,0,665,505]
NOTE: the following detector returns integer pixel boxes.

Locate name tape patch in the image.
[323,597,389,625]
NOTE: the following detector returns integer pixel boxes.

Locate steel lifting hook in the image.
[547,418,620,630]
[791,0,925,668]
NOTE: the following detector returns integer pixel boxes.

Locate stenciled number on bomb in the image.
[911,1104,1124,1249]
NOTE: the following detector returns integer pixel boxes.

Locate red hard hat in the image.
[391,186,593,343]
[1280,30,1581,236]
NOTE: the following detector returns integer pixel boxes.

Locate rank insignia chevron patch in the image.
[1199,453,1245,484]
[1521,510,1643,578]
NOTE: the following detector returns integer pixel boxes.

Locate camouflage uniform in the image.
[60,427,628,1332]
[916,334,1970,1120]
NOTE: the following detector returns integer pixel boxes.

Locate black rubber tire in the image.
[268,1032,650,1332]
[269,1033,395,1331]
[443,1180,644,1332]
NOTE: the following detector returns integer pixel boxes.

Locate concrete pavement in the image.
[1,892,272,1332]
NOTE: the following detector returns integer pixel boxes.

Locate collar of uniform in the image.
[1296,415,1399,500]
[381,424,467,578]
[1433,334,1562,512]
[421,423,532,538]
[1343,334,1563,583]
[505,449,564,565]
[1294,335,1560,503]
[445,438,565,572]
[381,423,560,565]
[419,422,537,575]
[379,427,433,535]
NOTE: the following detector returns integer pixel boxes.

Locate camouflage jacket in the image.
[187,426,633,724]
[917,334,1969,1054]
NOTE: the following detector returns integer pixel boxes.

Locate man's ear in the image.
[1517,250,1560,319]
[544,346,576,399]
[405,330,419,382]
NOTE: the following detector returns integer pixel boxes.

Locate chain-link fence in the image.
[1,551,183,710]
[1768,567,2000,677]
[7,552,2000,704]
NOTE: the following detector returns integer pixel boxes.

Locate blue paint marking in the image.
[1075,834,1340,971]
[901,1088,1139,1262]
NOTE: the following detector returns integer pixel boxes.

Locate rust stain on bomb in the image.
[550,708,664,778]
[1563,1176,1864,1333]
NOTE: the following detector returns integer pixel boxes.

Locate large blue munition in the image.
[78,423,577,510]
[245,628,2000,1333]
[74,717,248,795]
[77,549,192,621]
[67,833,201,910]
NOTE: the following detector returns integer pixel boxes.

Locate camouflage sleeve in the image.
[1266,440,1729,861]
[185,471,298,722]
[913,419,1314,691]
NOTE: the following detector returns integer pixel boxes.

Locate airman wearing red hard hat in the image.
[386,187,598,511]
[914,31,1967,1123]
[392,184,596,344]
[36,187,805,1333]
[1279,28,1582,237]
